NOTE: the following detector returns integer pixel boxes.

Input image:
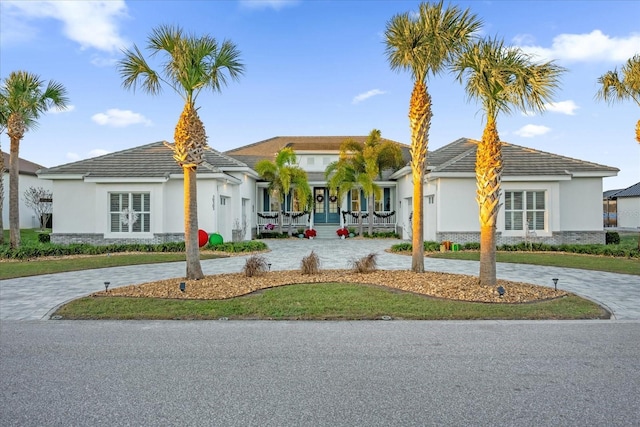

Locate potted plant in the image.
[304,228,317,239]
[337,227,349,239]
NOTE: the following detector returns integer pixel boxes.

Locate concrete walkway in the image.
[1,238,638,320]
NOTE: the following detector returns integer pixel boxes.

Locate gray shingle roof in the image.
[225,136,411,164]
[2,152,44,176]
[428,138,619,176]
[38,141,248,178]
[609,182,640,198]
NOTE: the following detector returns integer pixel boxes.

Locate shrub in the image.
[390,242,412,252]
[242,255,269,277]
[606,231,620,245]
[423,241,441,252]
[463,242,480,250]
[300,250,320,275]
[337,227,349,237]
[352,252,378,273]
[37,233,51,243]
[304,229,317,238]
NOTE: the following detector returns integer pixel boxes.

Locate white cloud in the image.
[515,30,640,63]
[544,100,579,116]
[352,89,386,104]
[65,152,80,161]
[92,109,152,127]
[1,0,129,52]
[514,124,551,138]
[88,149,110,158]
[239,0,299,10]
[523,100,579,117]
[49,105,76,115]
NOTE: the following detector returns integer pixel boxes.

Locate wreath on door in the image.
[316,194,324,203]
[329,195,338,203]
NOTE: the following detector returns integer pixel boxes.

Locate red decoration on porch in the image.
[198,229,209,247]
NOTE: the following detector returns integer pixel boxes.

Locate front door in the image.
[313,187,339,224]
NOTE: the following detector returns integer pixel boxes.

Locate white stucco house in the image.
[604,182,640,229]
[37,136,619,245]
[2,152,52,230]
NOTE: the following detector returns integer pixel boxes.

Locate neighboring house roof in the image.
[608,182,640,198]
[225,135,411,163]
[1,152,45,176]
[604,189,622,199]
[38,141,249,178]
[427,138,619,177]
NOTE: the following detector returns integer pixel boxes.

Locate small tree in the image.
[23,186,52,230]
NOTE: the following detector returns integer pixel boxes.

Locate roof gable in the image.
[39,141,248,178]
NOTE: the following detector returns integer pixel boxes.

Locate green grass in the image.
[53,282,608,320]
[430,251,640,275]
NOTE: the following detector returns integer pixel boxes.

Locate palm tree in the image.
[596,54,640,250]
[255,147,311,236]
[384,1,482,272]
[453,37,564,286]
[596,54,640,144]
[118,25,244,280]
[0,71,69,249]
[326,130,404,236]
[326,139,375,236]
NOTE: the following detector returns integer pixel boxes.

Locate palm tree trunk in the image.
[368,194,374,236]
[409,81,432,273]
[184,165,203,280]
[0,146,5,245]
[8,124,23,249]
[476,118,503,286]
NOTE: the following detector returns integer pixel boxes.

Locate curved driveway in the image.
[1,238,638,320]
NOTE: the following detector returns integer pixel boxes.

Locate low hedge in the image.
[208,241,268,253]
[390,241,639,258]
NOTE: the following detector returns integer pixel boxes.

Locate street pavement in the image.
[0,238,639,320]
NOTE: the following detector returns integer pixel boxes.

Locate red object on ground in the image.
[198,229,209,247]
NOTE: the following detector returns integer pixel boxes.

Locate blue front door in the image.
[313,187,339,224]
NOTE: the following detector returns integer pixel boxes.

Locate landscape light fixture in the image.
[552,278,558,291]
[179,282,186,292]
[104,281,110,292]
[497,286,505,297]
[268,263,272,271]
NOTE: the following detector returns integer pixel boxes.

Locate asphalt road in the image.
[1,320,639,426]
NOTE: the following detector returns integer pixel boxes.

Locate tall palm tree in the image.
[118,25,244,280]
[453,37,564,286]
[0,71,69,249]
[327,130,404,235]
[596,54,640,144]
[385,1,482,272]
[0,109,6,245]
[255,147,311,236]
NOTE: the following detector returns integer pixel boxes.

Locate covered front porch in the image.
[256,185,397,237]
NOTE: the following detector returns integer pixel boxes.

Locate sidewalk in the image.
[1,238,638,320]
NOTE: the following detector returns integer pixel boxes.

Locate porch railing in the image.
[257,211,310,231]
[341,210,396,228]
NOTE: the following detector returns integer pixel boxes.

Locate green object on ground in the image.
[209,233,223,245]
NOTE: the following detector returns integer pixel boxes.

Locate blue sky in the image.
[1,0,639,191]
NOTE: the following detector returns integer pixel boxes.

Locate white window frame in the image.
[109,192,151,234]
[504,190,546,232]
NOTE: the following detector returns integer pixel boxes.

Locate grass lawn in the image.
[53,283,609,320]
[429,251,640,275]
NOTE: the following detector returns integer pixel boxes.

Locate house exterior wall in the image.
[433,178,605,245]
[617,196,640,228]
[49,172,257,245]
[2,172,52,229]
[559,178,603,231]
[395,172,413,239]
[296,153,339,172]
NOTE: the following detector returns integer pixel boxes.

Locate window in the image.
[426,195,435,205]
[110,193,150,233]
[505,191,545,231]
[375,188,392,211]
[307,157,315,165]
[350,189,361,212]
